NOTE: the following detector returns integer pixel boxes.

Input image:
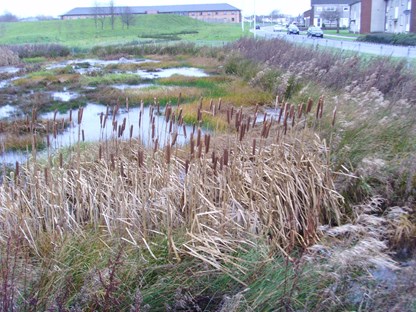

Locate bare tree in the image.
[121,7,135,29]
[93,1,107,30]
[109,0,116,30]
[320,9,341,33]
[0,12,18,22]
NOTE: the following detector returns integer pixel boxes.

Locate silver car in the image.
[307,26,324,38]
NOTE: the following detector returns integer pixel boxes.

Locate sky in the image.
[0,0,310,18]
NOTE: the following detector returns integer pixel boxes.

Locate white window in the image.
[316,7,323,12]
[325,7,336,11]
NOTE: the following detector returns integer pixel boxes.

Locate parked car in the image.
[307,26,324,38]
[273,24,286,32]
[287,24,300,35]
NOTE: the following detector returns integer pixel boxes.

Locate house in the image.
[310,0,357,28]
[61,3,241,23]
[351,0,415,33]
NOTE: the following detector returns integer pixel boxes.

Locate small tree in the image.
[0,12,18,22]
[320,9,341,33]
[121,7,135,29]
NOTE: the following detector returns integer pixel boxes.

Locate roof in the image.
[311,0,357,5]
[63,3,240,16]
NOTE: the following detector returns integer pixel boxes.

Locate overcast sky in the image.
[0,0,310,18]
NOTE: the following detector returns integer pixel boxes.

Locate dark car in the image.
[287,24,300,35]
[255,25,260,30]
[307,26,324,38]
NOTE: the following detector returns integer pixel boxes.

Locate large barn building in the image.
[61,3,241,23]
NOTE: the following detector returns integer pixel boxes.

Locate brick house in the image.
[61,3,241,23]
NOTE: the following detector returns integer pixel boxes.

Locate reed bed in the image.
[0,96,343,278]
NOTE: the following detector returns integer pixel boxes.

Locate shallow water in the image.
[111,83,154,90]
[0,66,21,74]
[51,91,80,102]
[1,103,194,164]
[0,104,20,120]
[136,67,208,79]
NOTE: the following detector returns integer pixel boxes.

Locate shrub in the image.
[357,32,416,46]
[6,43,71,58]
[0,47,20,66]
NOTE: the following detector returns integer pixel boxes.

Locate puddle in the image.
[136,67,208,79]
[0,77,21,89]
[0,105,20,119]
[52,91,80,102]
[0,66,21,74]
[112,83,154,90]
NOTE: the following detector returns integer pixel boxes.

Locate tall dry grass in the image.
[0,47,20,66]
[0,97,342,276]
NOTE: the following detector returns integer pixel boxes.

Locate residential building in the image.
[310,0,357,28]
[61,3,241,23]
[353,0,415,33]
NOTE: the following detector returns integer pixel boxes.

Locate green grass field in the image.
[0,15,251,48]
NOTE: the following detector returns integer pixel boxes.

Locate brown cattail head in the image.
[110,153,115,171]
[196,128,201,147]
[171,132,178,147]
[165,144,171,164]
[130,125,133,139]
[332,106,337,127]
[217,98,222,111]
[185,159,190,174]
[59,153,63,168]
[15,161,19,184]
[190,133,195,155]
[252,139,256,156]
[82,129,85,142]
[223,149,229,166]
[77,107,84,125]
[138,149,144,167]
[204,134,211,154]
[319,96,324,119]
[298,103,304,119]
[44,167,48,186]
[306,98,313,114]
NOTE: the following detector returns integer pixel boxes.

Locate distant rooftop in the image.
[311,0,357,5]
[63,3,241,16]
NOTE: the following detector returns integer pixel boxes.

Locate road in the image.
[252,26,416,59]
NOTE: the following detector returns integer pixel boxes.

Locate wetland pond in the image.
[0,58,209,164]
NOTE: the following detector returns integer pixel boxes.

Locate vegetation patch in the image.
[358,32,416,46]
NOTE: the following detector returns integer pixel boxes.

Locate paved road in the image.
[252,27,416,59]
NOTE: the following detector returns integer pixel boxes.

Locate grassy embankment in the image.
[0,15,250,48]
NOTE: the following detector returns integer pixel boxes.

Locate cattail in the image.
[110,153,115,171]
[177,92,181,106]
[252,113,257,127]
[15,161,19,184]
[277,104,284,124]
[263,112,267,124]
[77,107,84,125]
[126,97,129,111]
[44,167,48,186]
[298,103,304,119]
[223,149,228,166]
[239,123,246,141]
[151,122,155,139]
[204,134,210,154]
[332,106,337,127]
[171,132,178,147]
[319,96,324,119]
[53,110,58,122]
[103,114,108,129]
[289,105,295,119]
[98,145,102,160]
[196,128,201,147]
[130,125,133,139]
[46,135,50,147]
[217,98,222,111]
[226,109,231,125]
[59,153,63,168]
[153,138,158,154]
[165,105,171,123]
[138,149,144,167]
[165,144,171,164]
[209,99,213,111]
[292,113,295,128]
[190,133,195,155]
[139,111,142,129]
[182,124,187,138]
[197,106,202,122]
[82,129,85,141]
[306,98,313,114]
[169,119,173,133]
[252,139,256,156]
[100,112,104,127]
[185,159,190,174]
[197,143,203,159]
[316,100,321,119]
[120,162,125,178]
